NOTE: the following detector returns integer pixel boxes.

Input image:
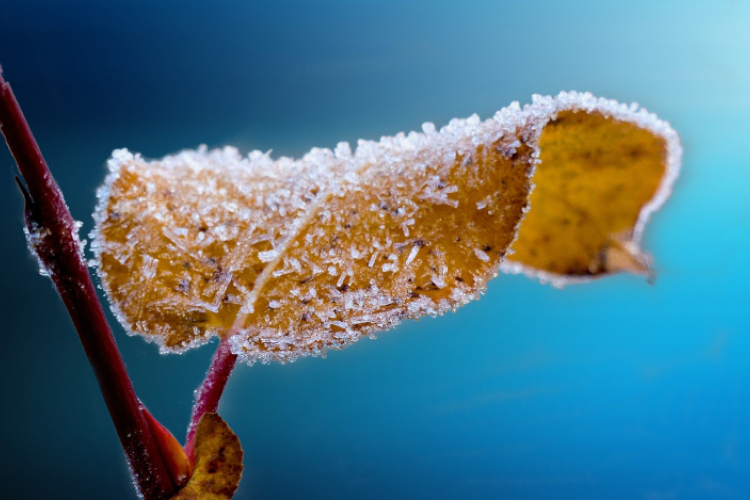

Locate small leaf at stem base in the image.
[170,413,243,500]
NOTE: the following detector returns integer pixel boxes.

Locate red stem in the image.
[185,335,238,460]
[0,70,177,500]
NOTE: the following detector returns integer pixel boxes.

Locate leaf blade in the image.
[93,109,536,363]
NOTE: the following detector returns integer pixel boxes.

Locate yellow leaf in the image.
[501,93,681,286]
[92,92,680,363]
[170,413,243,500]
[93,106,535,363]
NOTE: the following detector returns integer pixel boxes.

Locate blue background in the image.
[1,1,748,499]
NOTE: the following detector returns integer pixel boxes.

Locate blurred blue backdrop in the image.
[1,1,748,499]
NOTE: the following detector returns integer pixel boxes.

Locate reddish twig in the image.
[0,70,178,499]
[185,335,238,461]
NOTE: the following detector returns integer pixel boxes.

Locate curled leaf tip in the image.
[501,92,681,287]
[596,232,653,277]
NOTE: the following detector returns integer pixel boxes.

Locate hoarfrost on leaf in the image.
[91,92,680,364]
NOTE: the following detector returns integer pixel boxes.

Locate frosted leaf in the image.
[92,100,535,361]
[91,92,680,363]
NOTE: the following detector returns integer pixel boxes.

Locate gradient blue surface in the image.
[1,1,748,499]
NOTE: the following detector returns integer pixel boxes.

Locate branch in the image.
[0,69,178,500]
